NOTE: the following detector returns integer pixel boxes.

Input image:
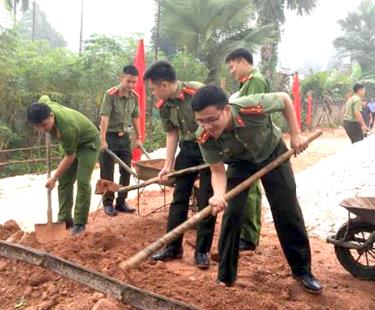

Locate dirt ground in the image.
[0,128,374,310]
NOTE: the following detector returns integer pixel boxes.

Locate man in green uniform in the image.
[143,60,216,269]
[343,83,368,143]
[100,65,141,216]
[225,48,269,251]
[192,85,322,294]
[27,96,100,235]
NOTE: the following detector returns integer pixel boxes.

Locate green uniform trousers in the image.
[241,181,262,246]
[218,140,311,284]
[57,144,99,225]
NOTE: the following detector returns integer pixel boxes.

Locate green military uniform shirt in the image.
[239,69,270,97]
[198,94,284,164]
[100,85,139,133]
[158,81,204,142]
[38,95,99,155]
[344,94,362,122]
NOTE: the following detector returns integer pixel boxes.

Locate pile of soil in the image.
[0,129,374,309]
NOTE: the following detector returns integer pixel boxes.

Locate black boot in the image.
[151,246,183,261]
[194,252,210,269]
[294,273,322,294]
[239,238,257,252]
[115,202,136,213]
[71,224,86,236]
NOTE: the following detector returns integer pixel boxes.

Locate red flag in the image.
[292,72,302,130]
[306,95,313,129]
[132,39,146,162]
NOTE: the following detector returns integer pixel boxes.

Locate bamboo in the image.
[119,130,322,270]
[0,157,60,167]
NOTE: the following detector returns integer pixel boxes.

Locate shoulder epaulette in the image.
[131,89,140,97]
[156,99,166,109]
[107,87,119,96]
[182,86,198,96]
[239,104,264,115]
[197,129,211,145]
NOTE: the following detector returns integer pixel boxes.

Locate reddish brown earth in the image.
[0,128,374,310]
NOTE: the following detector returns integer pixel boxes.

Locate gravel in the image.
[264,134,375,239]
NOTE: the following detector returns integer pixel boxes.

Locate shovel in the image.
[119,130,323,271]
[35,133,67,243]
[95,163,210,195]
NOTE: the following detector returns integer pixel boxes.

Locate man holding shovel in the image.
[99,65,142,216]
[27,96,100,235]
[143,60,215,269]
[192,85,322,293]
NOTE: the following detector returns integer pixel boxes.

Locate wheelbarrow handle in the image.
[119,130,323,271]
[105,148,139,179]
[117,163,210,194]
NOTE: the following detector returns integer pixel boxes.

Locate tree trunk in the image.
[13,0,17,27]
[31,0,36,41]
[79,0,84,54]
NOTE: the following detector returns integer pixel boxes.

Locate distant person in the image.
[27,96,100,235]
[343,83,369,143]
[99,65,141,216]
[361,100,372,128]
[368,98,375,129]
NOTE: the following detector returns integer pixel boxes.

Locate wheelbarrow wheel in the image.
[334,219,375,280]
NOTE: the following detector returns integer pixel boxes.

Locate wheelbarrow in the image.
[327,197,375,280]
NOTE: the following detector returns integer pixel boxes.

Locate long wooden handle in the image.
[119,130,322,270]
[117,163,210,193]
[105,148,138,179]
[46,133,53,226]
[137,143,152,160]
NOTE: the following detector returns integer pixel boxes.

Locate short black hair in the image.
[192,85,228,112]
[27,103,52,124]
[353,83,364,93]
[225,48,253,65]
[123,65,139,76]
[143,60,177,83]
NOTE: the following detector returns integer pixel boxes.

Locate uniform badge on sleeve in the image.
[239,104,264,115]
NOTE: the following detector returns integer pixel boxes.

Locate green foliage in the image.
[159,0,278,83]
[170,51,208,82]
[334,0,375,83]
[143,114,166,152]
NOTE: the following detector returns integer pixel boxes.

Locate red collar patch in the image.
[197,130,211,145]
[235,115,245,127]
[155,99,165,109]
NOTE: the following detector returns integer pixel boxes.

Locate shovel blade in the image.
[34,222,68,243]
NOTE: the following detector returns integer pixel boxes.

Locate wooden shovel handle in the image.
[119,130,322,271]
[117,163,210,193]
[105,148,138,179]
[46,133,53,225]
